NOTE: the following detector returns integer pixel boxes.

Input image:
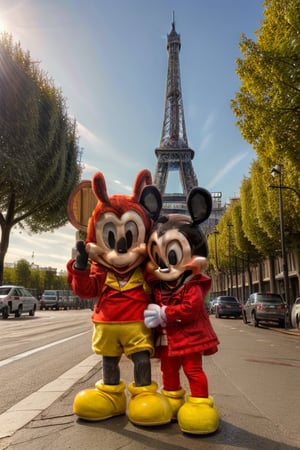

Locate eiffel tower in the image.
[154,15,198,214]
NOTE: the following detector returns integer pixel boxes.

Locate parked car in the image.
[208,298,217,314]
[40,290,84,310]
[0,285,38,319]
[40,290,59,310]
[242,292,286,328]
[291,297,300,329]
[214,296,242,318]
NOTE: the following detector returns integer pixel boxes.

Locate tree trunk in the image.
[0,222,13,285]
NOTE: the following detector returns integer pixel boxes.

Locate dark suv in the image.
[242,292,286,327]
[214,296,242,319]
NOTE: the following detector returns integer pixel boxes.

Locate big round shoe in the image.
[177,396,219,434]
[128,381,173,426]
[73,380,126,421]
[161,388,186,421]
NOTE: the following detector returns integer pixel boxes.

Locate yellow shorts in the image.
[92,322,154,358]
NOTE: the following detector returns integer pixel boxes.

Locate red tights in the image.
[160,346,208,398]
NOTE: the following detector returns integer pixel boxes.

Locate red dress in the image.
[152,273,219,396]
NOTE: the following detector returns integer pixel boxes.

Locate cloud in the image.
[112,179,133,193]
[207,151,250,189]
[6,224,76,272]
[77,121,103,147]
[197,111,216,151]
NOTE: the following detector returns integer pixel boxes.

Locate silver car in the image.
[0,285,38,319]
[242,292,286,328]
[291,297,300,329]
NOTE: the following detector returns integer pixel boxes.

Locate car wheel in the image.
[15,306,22,318]
[251,311,259,327]
[2,307,9,320]
[29,307,36,317]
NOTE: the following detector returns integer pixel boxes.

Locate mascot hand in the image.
[74,241,89,270]
[144,304,167,328]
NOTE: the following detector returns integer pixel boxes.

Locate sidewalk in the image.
[1,346,299,450]
[265,325,300,336]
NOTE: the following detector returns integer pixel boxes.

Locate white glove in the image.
[144,304,167,328]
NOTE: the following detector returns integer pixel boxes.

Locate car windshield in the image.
[219,297,238,303]
[256,294,283,303]
[0,287,11,295]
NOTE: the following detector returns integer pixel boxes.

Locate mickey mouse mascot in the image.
[67,169,173,426]
[144,187,220,434]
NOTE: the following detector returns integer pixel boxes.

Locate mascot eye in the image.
[150,242,160,266]
[125,221,138,248]
[103,223,117,249]
[167,241,183,266]
[154,251,160,266]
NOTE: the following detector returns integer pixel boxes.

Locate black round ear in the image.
[139,185,162,221]
[187,187,212,225]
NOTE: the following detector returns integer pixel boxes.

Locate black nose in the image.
[117,237,127,254]
[158,257,167,269]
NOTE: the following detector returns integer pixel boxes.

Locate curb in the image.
[0,354,100,439]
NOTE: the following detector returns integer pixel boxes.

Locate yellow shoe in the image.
[73,380,126,421]
[161,388,186,421]
[178,396,219,434]
[128,381,173,426]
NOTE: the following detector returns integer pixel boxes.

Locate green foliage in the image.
[230,0,300,255]
[3,260,69,292]
[0,33,81,284]
[232,0,300,167]
[15,259,31,286]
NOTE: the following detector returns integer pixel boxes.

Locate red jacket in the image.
[67,260,151,323]
[152,274,219,357]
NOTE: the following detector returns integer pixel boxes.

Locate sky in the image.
[1,0,265,274]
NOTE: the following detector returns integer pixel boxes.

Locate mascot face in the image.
[94,210,148,272]
[147,188,212,283]
[86,170,162,275]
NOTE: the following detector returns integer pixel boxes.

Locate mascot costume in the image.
[144,187,220,434]
[67,169,173,426]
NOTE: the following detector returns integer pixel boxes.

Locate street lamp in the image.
[227,223,233,296]
[212,229,220,296]
[270,164,290,325]
[212,229,219,270]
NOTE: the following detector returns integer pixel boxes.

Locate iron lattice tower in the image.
[154,16,198,213]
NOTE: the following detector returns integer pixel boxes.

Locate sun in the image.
[0,16,7,33]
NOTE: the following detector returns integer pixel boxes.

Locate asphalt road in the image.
[0,309,94,414]
[0,312,299,450]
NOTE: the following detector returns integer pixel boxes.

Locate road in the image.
[0,311,299,449]
[209,316,300,445]
[0,309,95,415]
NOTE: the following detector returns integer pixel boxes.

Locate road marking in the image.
[0,331,89,368]
[0,353,100,439]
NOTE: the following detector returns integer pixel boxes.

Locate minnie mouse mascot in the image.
[144,187,220,434]
[67,169,173,426]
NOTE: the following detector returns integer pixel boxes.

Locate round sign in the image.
[67,180,97,232]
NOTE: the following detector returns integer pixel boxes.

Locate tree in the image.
[232,0,300,168]
[15,259,31,287]
[231,0,300,260]
[0,33,81,284]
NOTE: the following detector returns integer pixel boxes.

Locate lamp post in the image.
[212,229,220,295]
[270,164,290,326]
[213,229,219,270]
[227,223,233,296]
